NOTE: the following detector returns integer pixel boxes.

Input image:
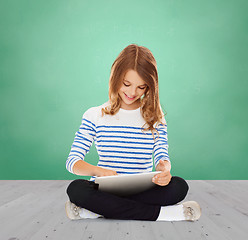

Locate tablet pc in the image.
[94,171,161,197]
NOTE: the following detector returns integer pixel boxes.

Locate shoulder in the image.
[82,101,109,122]
[160,115,167,126]
[153,115,167,129]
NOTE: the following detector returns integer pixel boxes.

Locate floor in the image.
[0,180,247,240]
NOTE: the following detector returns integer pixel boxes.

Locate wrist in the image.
[164,161,171,171]
[93,166,102,177]
[156,160,171,172]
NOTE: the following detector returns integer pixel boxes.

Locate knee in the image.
[66,179,97,205]
[66,179,83,200]
[172,176,189,202]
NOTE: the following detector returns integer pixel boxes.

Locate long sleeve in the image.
[153,118,170,169]
[66,108,97,174]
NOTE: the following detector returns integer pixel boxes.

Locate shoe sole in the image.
[182,201,202,221]
[65,201,73,219]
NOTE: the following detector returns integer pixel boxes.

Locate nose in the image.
[129,87,137,97]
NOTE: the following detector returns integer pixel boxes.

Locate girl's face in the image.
[118,69,147,110]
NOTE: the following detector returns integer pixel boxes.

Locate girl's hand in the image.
[152,160,172,186]
[95,166,118,177]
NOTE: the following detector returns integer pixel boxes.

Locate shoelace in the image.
[184,206,195,220]
[72,204,81,216]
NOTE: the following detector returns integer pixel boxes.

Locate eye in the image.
[123,83,146,90]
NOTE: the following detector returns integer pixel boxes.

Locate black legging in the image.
[66,176,189,221]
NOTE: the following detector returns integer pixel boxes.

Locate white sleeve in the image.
[65,108,97,174]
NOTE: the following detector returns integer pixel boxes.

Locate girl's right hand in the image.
[95,166,118,177]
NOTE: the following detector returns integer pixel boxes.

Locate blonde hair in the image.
[101,43,167,141]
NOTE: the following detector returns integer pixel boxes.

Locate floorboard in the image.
[0,180,247,240]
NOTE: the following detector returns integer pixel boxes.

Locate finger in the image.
[161,172,170,178]
[158,182,169,186]
[156,178,167,184]
[153,171,170,181]
[155,176,171,184]
[153,173,165,182]
[153,176,166,185]
[152,173,160,181]
[154,180,169,186]
[152,176,159,184]
[152,174,160,182]
[154,172,167,180]
[156,178,170,186]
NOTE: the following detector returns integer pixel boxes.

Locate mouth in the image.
[124,93,136,100]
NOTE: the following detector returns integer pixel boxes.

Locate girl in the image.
[65,44,201,221]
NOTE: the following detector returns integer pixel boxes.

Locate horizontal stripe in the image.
[97,124,167,130]
[98,154,152,160]
[98,159,152,165]
[83,118,96,128]
[96,144,153,150]
[98,149,152,155]
[96,139,152,145]
[66,103,170,176]
[96,135,155,141]
[72,141,91,148]
[75,134,94,141]
[96,129,167,136]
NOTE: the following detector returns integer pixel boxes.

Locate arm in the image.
[72,160,98,176]
[66,108,117,177]
[65,108,97,174]
[153,119,172,186]
[73,160,117,177]
[153,120,170,169]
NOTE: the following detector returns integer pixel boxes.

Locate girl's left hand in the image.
[152,160,172,186]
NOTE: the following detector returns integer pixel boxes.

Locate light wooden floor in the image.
[0,180,247,240]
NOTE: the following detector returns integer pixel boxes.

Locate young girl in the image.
[65,44,201,221]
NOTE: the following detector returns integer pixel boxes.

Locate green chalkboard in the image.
[0,0,247,180]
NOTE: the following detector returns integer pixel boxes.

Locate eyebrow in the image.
[123,79,147,87]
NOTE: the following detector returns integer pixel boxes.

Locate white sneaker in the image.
[65,200,82,220]
[182,201,202,221]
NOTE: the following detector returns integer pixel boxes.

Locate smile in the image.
[124,93,136,100]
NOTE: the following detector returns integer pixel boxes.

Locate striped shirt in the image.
[66,101,170,181]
